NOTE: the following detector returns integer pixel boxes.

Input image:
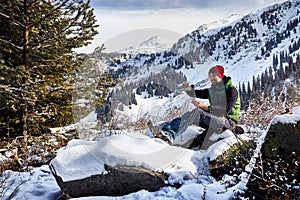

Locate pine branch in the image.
[0,11,24,28]
[27,0,70,29]
[0,38,23,51]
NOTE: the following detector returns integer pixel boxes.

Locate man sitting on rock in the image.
[149,65,242,149]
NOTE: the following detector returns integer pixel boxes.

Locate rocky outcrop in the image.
[246,115,300,199]
[209,140,256,180]
[49,133,199,198]
[51,165,168,198]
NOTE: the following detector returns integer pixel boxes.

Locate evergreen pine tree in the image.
[0,0,98,136]
[247,82,251,101]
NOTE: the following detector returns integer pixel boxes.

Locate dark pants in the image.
[161,108,235,139]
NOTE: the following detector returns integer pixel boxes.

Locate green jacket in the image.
[188,76,241,122]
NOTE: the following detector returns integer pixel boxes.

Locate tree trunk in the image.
[21,0,29,136]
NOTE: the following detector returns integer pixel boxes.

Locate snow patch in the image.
[50,132,200,182]
[271,114,300,125]
[0,165,61,200]
[292,106,300,115]
[206,133,251,161]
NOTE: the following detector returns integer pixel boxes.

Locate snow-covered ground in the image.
[2,105,300,199]
[0,165,61,200]
[0,129,254,200]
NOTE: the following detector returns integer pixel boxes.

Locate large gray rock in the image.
[49,133,199,198]
[246,114,300,199]
[51,165,168,198]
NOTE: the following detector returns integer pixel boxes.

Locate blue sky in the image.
[76,0,286,53]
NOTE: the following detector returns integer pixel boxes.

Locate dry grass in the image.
[0,133,73,174]
[240,91,299,130]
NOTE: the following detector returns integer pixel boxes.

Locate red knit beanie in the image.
[208,65,224,79]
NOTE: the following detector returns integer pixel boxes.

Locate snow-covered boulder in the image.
[49,129,251,198]
[246,112,300,199]
[49,132,203,197]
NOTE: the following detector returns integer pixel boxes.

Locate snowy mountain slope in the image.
[108,0,300,86]
[92,0,300,130]
[73,0,300,140]
[196,14,243,35]
[120,35,176,55]
[171,0,300,84]
[117,14,242,56]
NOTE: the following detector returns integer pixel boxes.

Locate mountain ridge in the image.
[106,0,300,86]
